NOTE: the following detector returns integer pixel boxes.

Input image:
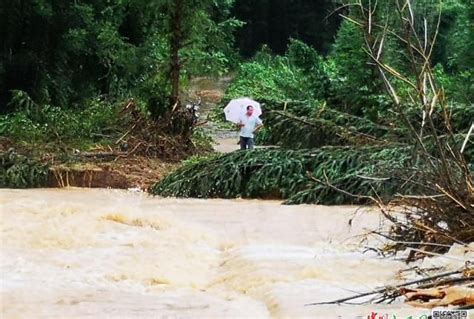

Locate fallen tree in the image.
[260,109,396,149]
[151,145,415,204]
[259,103,472,150]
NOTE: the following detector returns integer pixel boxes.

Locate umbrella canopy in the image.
[224,97,262,123]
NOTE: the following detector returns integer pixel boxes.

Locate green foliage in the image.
[286,39,330,96]
[286,146,413,204]
[326,20,392,118]
[258,108,400,149]
[225,40,328,105]
[449,103,474,133]
[191,128,214,152]
[438,0,474,77]
[0,91,120,143]
[183,15,244,76]
[181,153,219,166]
[400,99,474,137]
[151,146,414,204]
[0,0,242,116]
[225,53,304,103]
[434,65,473,106]
[0,150,49,188]
[0,1,141,109]
[257,99,472,150]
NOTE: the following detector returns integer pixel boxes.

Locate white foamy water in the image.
[1,188,468,318]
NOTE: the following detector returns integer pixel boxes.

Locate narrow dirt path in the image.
[186,76,278,153]
[185,76,239,153]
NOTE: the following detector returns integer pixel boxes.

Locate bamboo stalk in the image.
[461,124,474,154]
[305,270,463,306]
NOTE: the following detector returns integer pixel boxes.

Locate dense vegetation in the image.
[1,149,49,188]
[0,0,241,115]
[1,0,472,202]
[152,146,414,204]
[1,0,472,298]
[2,0,471,118]
[151,0,473,248]
[1,0,244,188]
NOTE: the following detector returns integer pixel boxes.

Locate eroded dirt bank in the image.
[48,157,176,190]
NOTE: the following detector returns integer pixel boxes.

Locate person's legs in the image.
[239,136,247,150]
[240,137,255,150]
[248,138,255,150]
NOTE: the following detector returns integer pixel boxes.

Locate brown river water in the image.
[1,188,471,318]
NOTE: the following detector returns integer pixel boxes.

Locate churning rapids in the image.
[1,188,470,318]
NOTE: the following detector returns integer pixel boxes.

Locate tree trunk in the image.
[170,0,183,107]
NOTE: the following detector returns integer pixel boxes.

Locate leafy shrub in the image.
[225,40,328,107]
[325,20,396,120]
[0,149,49,188]
[0,92,120,143]
[191,128,214,153]
[434,64,473,106]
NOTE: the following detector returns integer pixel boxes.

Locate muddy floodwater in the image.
[1,188,470,318]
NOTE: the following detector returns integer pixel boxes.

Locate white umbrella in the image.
[224,97,262,123]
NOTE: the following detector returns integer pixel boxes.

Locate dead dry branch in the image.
[336,0,474,255]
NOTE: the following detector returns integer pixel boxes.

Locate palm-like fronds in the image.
[151,145,414,204]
